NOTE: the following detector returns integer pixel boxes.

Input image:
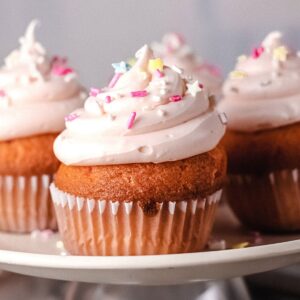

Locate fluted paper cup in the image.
[226,168,300,232]
[50,183,222,256]
[0,175,57,233]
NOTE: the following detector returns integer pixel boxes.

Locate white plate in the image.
[0,204,299,285]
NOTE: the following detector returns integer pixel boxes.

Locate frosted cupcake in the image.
[0,20,85,232]
[50,45,227,256]
[219,32,300,231]
[152,33,222,97]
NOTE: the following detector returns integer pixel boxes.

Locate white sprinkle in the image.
[171,65,183,74]
[218,112,228,125]
[160,89,167,95]
[64,73,77,82]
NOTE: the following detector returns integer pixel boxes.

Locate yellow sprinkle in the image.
[273,46,289,62]
[230,70,248,79]
[148,58,164,72]
[232,242,249,249]
[127,57,136,67]
[237,55,247,63]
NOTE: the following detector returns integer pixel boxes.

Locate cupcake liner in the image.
[225,168,300,231]
[0,175,57,233]
[50,183,222,256]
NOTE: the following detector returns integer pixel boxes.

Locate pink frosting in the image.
[219,31,300,132]
[0,20,85,141]
[54,45,225,166]
[152,33,222,97]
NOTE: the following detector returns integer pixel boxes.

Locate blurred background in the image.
[0,0,299,87]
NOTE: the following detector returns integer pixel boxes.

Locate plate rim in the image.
[1,239,300,270]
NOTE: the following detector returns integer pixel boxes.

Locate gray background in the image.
[0,0,299,87]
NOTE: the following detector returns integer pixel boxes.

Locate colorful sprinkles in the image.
[52,66,74,76]
[273,46,289,62]
[169,95,182,102]
[230,70,248,79]
[112,61,131,73]
[148,58,164,72]
[127,112,137,129]
[252,46,264,59]
[89,87,102,97]
[108,73,122,88]
[64,113,79,122]
[187,80,202,96]
[131,90,148,97]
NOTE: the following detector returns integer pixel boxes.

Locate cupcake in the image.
[219,32,300,231]
[0,20,85,233]
[50,45,227,256]
[152,33,222,97]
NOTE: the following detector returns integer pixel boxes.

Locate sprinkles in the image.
[112,61,131,73]
[89,87,102,97]
[273,46,288,62]
[230,70,248,79]
[187,80,202,96]
[127,112,137,129]
[218,112,228,125]
[171,65,183,74]
[155,69,164,78]
[169,95,182,102]
[252,46,264,59]
[108,73,122,88]
[131,90,148,97]
[52,66,74,76]
[148,58,164,72]
[105,95,112,103]
[64,113,79,122]
[0,90,6,97]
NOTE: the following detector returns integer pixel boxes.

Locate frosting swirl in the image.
[0,20,85,141]
[54,45,225,165]
[219,31,300,132]
[152,33,222,96]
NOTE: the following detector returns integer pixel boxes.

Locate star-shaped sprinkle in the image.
[148,58,164,72]
[230,70,248,79]
[187,80,203,96]
[112,61,131,73]
[273,46,289,62]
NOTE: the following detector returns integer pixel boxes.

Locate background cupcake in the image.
[0,20,85,233]
[219,31,300,232]
[50,45,227,256]
[152,33,223,98]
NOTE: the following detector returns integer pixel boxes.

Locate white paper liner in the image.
[50,183,222,256]
[226,168,300,231]
[0,175,57,233]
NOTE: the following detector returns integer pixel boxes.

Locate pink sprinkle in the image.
[105,95,112,103]
[169,95,182,102]
[52,66,74,76]
[127,112,136,129]
[0,90,6,97]
[89,87,102,97]
[108,73,122,88]
[64,113,79,122]
[155,69,164,78]
[131,90,148,97]
[252,46,264,59]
